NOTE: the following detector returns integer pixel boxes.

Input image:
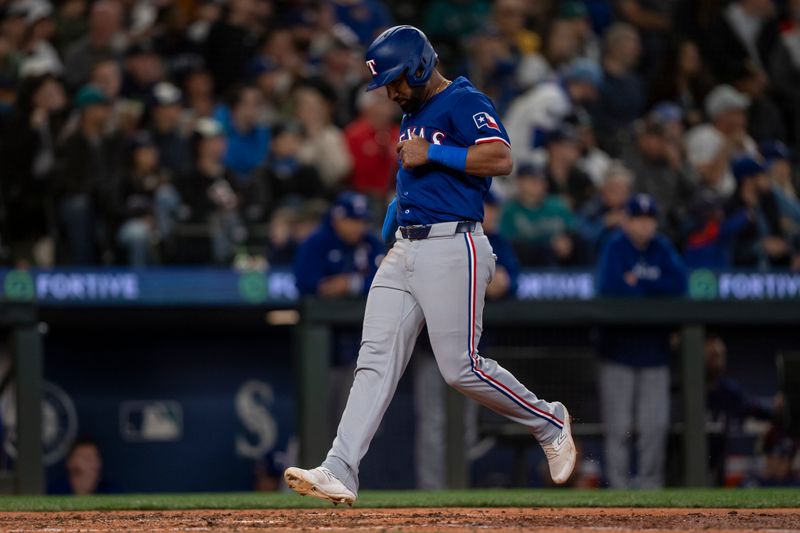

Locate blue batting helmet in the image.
[364,25,437,91]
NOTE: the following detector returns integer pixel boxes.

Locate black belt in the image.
[399,221,476,240]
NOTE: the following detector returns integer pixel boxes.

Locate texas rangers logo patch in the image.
[473,112,499,131]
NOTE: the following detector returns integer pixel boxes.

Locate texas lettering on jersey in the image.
[398,126,447,145]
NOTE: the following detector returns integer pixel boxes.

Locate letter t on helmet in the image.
[364,25,438,91]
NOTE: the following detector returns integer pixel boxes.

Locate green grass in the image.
[0,489,798,512]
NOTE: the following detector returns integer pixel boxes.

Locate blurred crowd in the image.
[1,0,799,271]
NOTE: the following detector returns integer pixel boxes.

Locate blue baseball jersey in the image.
[396,76,511,226]
[293,217,385,297]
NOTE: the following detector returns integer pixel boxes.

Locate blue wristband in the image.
[427,144,468,172]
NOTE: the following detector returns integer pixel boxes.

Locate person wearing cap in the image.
[759,142,800,256]
[54,84,123,264]
[558,0,600,63]
[725,155,792,268]
[148,82,192,177]
[595,193,687,489]
[760,140,799,206]
[685,84,759,198]
[115,130,180,266]
[292,190,382,468]
[499,163,582,266]
[504,57,601,163]
[293,191,384,298]
[121,42,164,103]
[589,22,644,157]
[176,117,245,264]
[622,113,695,240]
[544,126,596,211]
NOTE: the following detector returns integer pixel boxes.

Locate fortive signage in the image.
[1,268,798,306]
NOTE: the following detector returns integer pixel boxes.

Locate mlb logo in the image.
[473,112,499,131]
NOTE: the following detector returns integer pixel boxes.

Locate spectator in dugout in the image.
[293,191,384,441]
[595,194,688,489]
[293,191,383,299]
[49,436,119,494]
[704,333,775,486]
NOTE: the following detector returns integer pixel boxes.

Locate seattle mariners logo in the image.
[1,380,78,466]
[473,112,499,131]
[366,59,377,76]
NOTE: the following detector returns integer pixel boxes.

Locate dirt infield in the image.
[1,507,799,532]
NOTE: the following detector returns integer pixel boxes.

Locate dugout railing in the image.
[294,298,800,489]
[0,301,43,494]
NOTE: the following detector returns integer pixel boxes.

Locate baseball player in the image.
[284,26,576,504]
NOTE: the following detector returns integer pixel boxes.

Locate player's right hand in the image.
[396,134,429,169]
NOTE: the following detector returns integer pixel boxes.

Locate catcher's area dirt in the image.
[1,507,798,532]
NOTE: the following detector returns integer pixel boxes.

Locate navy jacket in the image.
[293,218,384,297]
[487,232,520,297]
[595,230,688,367]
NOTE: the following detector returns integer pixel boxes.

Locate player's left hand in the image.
[397,134,429,169]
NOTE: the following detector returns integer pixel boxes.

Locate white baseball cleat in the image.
[541,402,577,485]
[284,466,357,506]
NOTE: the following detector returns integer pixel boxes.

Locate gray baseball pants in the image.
[599,361,669,489]
[321,222,565,493]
